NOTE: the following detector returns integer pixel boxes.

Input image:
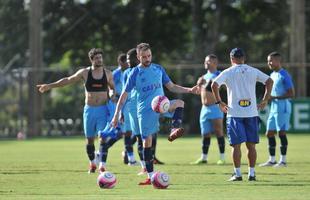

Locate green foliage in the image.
[0,0,28,66]
[0,135,310,199]
[42,84,84,119]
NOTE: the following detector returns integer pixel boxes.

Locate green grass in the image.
[1,134,310,200]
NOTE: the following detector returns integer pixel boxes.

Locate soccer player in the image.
[123,48,146,173]
[111,43,197,185]
[37,48,115,173]
[113,53,137,165]
[259,52,294,167]
[191,54,225,165]
[212,48,273,181]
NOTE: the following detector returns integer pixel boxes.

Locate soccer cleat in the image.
[228,174,243,181]
[190,158,207,165]
[138,178,151,185]
[128,161,139,166]
[137,168,147,176]
[216,159,225,165]
[259,160,277,167]
[168,128,185,142]
[273,161,287,167]
[153,157,165,165]
[248,176,256,181]
[88,163,97,174]
[122,151,129,164]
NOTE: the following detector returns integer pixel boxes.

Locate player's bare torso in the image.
[81,67,110,106]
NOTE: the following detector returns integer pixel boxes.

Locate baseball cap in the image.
[230,48,245,58]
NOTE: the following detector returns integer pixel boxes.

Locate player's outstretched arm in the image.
[111,92,128,128]
[36,69,84,93]
[165,81,198,94]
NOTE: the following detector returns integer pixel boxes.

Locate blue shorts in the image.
[200,104,223,135]
[122,102,132,132]
[128,106,140,136]
[83,104,108,138]
[226,117,259,145]
[267,112,291,131]
[138,107,160,140]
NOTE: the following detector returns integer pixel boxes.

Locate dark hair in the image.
[117,53,127,63]
[127,48,137,57]
[230,48,245,58]
[206,54,217,59]
[127,48,139,68]
[268,51,281,58]
[88,48,103,60]
[136,43,150,54]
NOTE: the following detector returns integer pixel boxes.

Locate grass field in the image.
[1,134,310,200]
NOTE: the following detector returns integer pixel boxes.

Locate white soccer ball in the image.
[151,171,170,189]
[97,171,117,189]
[151,95,170,113]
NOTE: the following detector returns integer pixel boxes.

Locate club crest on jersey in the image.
[238,99,251,107]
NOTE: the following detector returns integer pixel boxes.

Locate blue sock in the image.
[202,137,210,154]
[99,142,109,162]
[86,144,95,161]
[137,135,144,161]
[279,135,288,155]
[125,135,134,154]
[172,107,183,128]
[144,147,153,173]
[268,136,276,156]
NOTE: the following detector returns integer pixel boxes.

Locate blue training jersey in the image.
[203,70,221,81]
[112,67,125,96]
[123,68,137,107]
[270,68,294,97]
[124,63,171,115]
[270,68,294,113]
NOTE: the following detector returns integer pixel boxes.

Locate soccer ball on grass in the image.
[97,171,117,189]
[151,171,170,189]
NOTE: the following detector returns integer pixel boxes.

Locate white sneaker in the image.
[273,162,287,167]
[259,160,277,167]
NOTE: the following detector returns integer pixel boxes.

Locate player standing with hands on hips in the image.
[111,43,198,185]
[211,48,273,181]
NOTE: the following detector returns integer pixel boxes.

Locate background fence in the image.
[0,63,309,138]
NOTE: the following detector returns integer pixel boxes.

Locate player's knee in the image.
[124,131,132,137]
[245,142,256,150]
[278,131,286,137]
[266,131,275,137]
[87,137,95,145]
[174,99,184,108]
[214,129,223,137]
